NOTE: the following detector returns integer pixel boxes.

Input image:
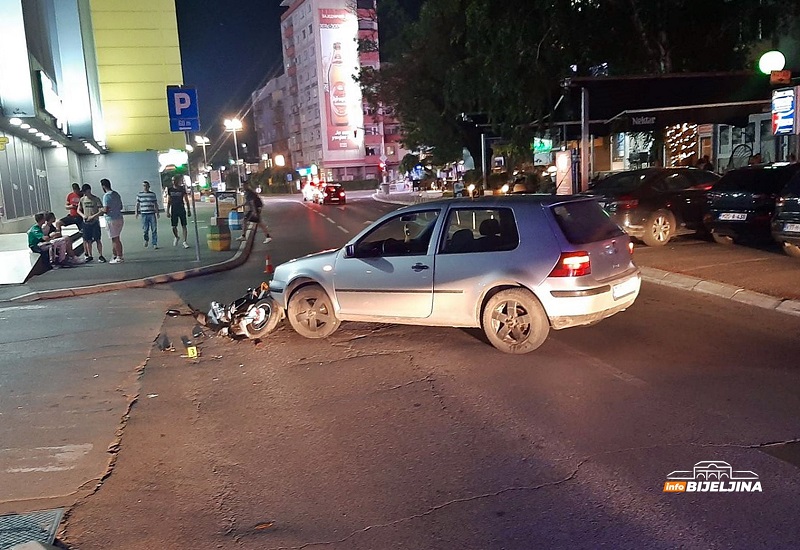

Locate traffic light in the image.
[379,161,386,171]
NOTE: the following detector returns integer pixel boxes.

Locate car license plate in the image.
[718,212,747,221]
[612,277,638,300]
[784,222,800,233]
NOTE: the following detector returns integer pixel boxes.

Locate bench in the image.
[0,227,83,285]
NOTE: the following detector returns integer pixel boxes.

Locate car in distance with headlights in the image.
[302,181,321,202]
[770,167,800,257]
[316,183,346,205]
[705,162,800,245]
[583,167,719,246]
[268,195,641,354]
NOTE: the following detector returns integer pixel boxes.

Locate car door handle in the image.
[411,263,430,272]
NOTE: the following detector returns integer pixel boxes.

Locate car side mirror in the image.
[345,244,356,258]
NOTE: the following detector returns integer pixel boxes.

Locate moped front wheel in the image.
[242,296,283,339]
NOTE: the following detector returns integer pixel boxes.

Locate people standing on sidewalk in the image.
[55,183,84,233]
[135,180,160,249]
[167,175,191,249]
[237,183,272,244]
[101,178,125,264]
[77,184,107,263]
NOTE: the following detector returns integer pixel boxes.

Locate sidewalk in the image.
[0,202,252,303]
[373,190,800,317]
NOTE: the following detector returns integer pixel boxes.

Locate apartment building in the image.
[254,0,405,184]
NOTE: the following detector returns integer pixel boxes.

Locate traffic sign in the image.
[166,86,200,132]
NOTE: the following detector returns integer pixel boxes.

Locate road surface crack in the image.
[266,459,587,550]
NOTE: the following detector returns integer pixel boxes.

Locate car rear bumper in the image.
[541,270,641,329]
[771,219,800,245]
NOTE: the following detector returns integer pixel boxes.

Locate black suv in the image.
[583,167,719,246]
[770,166,800,257]
[705,163,800,245]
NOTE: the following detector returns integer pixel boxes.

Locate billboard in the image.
[319,8,363,159]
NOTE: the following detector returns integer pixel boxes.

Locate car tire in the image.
[781,241,800,258]
[712,233,735,245]
[242,296,283,339]
[481,288,549,354]
[287,285,340,339]
[641,210,675,247]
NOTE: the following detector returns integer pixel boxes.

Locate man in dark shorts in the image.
[77,184,107,263]
[237,182,272,244]
[56,183,84,233]
[167,176,191,248]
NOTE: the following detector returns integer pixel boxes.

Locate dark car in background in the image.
[705,163,800,245]
[316,183,346,205]
[583,167,719,246]
[770,167,800,257]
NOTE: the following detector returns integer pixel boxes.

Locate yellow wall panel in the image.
[90,0,184,153]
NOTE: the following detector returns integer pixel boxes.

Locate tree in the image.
[361,0,800,171]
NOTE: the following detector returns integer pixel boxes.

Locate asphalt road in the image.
[3,192,800,549]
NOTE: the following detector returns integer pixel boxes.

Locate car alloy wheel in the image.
[642,210,674,247]
[481,288,549,354]
[287,285,341,338]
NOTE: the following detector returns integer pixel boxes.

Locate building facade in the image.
[253,0,406,185]
[0,0,185,233]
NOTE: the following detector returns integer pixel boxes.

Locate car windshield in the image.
[714,165,800,194]
[550,200,625,244]
[591,170,651,193]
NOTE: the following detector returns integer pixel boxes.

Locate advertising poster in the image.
[319,8,363,157]
[772,87,798,136]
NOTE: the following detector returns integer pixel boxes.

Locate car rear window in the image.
[714,165,800,194]
[590,170,650,193]
[550,200,625,244]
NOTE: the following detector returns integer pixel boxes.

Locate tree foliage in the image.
[362,0,800,167]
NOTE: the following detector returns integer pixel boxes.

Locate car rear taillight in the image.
[691,183,715,191]
[612,195,639,209]
[339,191,345,197]
[550,251,591,277]
[628,242,634,255]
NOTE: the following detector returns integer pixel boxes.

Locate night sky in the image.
[175,0,285,163]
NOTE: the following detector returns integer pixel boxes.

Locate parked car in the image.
[583,167,719,246]
[770,166,800,257]
[705,163,800,245]
[268,195,641,354]
[316,183,346,205]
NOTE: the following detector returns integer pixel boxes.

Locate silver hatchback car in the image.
[269,195,641,354]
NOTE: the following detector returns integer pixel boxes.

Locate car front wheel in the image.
[481,288,549,354]
[287,285,340,338]
[642,210,675,246]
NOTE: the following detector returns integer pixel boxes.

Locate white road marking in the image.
[2,443,93,473]
[327,218,336,224]
[337,225,349,233]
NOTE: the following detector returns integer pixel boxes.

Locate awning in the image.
[554,72,773,137]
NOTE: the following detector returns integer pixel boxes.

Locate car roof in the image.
[400,194,597,211]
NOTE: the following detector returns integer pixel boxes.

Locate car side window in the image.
[354,210,440,257]
[655,172,691,192]
[440,208,519,254]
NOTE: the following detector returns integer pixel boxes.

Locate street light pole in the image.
[195,135,209,171]
[224,118,243,187]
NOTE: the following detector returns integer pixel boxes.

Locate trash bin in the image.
[207,220,231,251]
[380,183,390,195]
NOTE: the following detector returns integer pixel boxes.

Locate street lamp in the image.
[224,118,243,186]
[194,135,210,171]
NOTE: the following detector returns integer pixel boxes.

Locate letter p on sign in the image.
[174,92,191,115]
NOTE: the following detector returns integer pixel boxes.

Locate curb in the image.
[9,232,255,303]
[640,266,800,317]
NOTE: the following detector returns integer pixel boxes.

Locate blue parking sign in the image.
[167,86,200,132]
